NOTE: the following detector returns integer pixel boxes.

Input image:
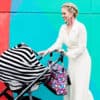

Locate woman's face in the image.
[61,7,74,23]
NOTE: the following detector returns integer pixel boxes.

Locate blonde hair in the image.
[62,2,78,18]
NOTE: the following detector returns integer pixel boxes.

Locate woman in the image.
[39,2,94,100]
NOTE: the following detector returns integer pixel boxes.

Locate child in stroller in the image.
[0,43,65,100]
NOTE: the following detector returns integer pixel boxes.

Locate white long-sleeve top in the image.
[48,19,87,59]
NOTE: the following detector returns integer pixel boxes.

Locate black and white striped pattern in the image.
[0,44,50,90]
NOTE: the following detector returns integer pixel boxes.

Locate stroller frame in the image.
[15,51,64,100]
[0,49,64,100]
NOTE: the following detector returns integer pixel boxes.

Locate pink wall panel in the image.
[0,0,11,54]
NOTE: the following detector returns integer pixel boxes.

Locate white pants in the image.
[64,51,94,100]
[64,87,94,100]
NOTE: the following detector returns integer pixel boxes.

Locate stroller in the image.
[0,43,65,100]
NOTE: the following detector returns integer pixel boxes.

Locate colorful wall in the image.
[0,0,100,99]
[0,0,11,54]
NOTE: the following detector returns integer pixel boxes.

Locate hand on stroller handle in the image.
[38,49,65,61]
[38,49,65,56]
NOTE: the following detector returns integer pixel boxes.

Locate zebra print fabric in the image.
[0,43,50,90]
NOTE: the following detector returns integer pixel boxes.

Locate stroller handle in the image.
[38,49,65,63]
[50,49,64,63]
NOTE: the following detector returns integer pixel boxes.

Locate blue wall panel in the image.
[9,0,100,99]
[92,0,100,13]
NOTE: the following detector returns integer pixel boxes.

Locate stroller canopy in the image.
[0,43,49,89]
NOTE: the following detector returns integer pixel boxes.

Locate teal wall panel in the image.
[10,13,63,51]
[10,0,100,100]
[91,15,100,89]
[92,0,100,13]
[11,0,65,12]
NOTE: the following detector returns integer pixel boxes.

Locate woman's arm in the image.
[38,25,64,55]
[47,25,64,52]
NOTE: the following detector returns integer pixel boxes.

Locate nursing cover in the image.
[0,43,50,90]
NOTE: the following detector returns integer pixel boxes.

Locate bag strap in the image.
[67,75,71,85]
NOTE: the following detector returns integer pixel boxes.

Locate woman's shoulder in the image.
[76,20,87,33]
[76,20,86,29]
